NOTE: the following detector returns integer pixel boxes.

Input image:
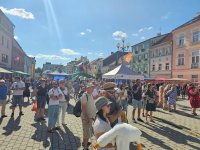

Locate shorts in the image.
[12,95,23,107]
[120,100,128,111]
[37,96,46,108]
[132,99,142,109]
[81,118,93,139]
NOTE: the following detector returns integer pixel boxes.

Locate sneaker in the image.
[132,119,137,123]
[47,129,54,133]
[1,115,7,118]
[192,113,197,116]
[19,112,24,116]
[137,118,144,122]
[40,117,46,121]
[11,113,14,117]
[54,126,61,130]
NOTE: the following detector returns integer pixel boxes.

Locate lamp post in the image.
[116,38,130,64]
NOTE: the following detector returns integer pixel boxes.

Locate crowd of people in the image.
[0,76,200,150]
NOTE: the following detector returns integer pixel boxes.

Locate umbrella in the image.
[0,67,13,74]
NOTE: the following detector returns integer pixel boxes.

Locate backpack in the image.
[60,87,70,102]
[73,92,88,117]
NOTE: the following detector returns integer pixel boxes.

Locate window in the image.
[144,53,148,59]
[165,63,169,70]
[192,51,199,64]
[152,65,155,71]
[178,54,184,66]
[193,31,199,43]
[178,75,183,79]
[158,64,162,70]
[162,48,165,56]
[138,55,141,61]
[166,47,171,55]
[2,36,4,45]
[156,49,159,57]
[6,39,9,48]
[2,54,8,63]
[179,36,184,46]
[192,75,198,82]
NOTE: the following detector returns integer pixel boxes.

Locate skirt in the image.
[146,102,156,111]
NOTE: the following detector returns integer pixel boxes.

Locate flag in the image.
[82,63,86,72]
[124,52,133,63]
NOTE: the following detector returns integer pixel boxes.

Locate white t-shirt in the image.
[11,81,25,95]
[59,87,68,102]
[48,87,62,105]
[92,88,99,98]
[93,116,115,150]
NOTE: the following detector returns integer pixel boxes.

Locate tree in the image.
[35,67,42,75]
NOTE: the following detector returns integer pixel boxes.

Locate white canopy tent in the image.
[102,64,144,80]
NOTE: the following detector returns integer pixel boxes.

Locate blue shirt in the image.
[0,85,8,100]
[132,84,142,100]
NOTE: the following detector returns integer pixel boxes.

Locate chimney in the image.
[196,12,200,17]
[157,32,161,36]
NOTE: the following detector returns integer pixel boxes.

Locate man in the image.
[73,80,80,100]
[80,83,96,150]
[10,77,25,117]
[103,82,122,127]
[92,82,99,100]
[132,79,143,123]
[0,80,8,118]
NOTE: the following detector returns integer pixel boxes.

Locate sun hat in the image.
[103,82,116,91]
[40,78,46,81]
[0,79,5,83]
[86,82,95,88]
[95,96,112,113]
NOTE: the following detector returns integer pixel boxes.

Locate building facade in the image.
[102,51,128,74]
[150,33,173,79]
[0,10,14,69]
[172,14,200,83]
[11,39,25,71]
[42,62,64,72]
[131,34,166,77]
[24,55,36,76]
[89,58,103,77]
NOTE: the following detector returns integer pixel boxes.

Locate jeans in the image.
[48,105,59,128]
[57,101,68,126]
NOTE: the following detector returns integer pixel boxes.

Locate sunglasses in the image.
[106,90,115,94]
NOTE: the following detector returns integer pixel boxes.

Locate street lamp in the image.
[116,38,130,64]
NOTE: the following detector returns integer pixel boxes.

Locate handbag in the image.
[31,100,37,111]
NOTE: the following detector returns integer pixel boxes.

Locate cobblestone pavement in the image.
[0,98,200,150]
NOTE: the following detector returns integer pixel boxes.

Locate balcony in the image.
[191,63,200,69]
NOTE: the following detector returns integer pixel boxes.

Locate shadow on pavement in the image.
[143,122,200,150]
[174,110,200,120]
[31,121,50,148]
[2,116,21,136]
[156,109,172,115]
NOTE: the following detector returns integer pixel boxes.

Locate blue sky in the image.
[0,0,200,68]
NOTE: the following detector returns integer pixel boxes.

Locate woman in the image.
[158,85,164,107]
[48,81,63,133]
[167,85,177,112]
[36,78,47,121]
[145,84,156,123]
[93,96,115,150]
[163,84,171,110]
[119,84,128,116]
[188,84,200,116]
[57,80,68,125]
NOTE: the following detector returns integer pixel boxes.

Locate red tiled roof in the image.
[152,33,172,46]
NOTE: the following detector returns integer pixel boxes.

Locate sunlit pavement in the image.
[0,98,200,150]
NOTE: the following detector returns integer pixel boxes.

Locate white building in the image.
[0,10,14,69]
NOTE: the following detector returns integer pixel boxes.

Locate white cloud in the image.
[60,49,80,55]
[80,32,86,36]
[14,36,18,40]
[112,31,127,41]
[29,54,69,60]
[88,52,92,55]
[98,53,103,57]
[140,36,145,40]
[86,29,92,33]
[0,7,34,19]
[161,12,172,20]
[138,26,153,32]
[132,33,139,37]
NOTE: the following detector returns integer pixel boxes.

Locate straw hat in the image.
[103,82,116,91]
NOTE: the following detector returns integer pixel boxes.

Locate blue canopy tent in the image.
[47,70,71,80]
